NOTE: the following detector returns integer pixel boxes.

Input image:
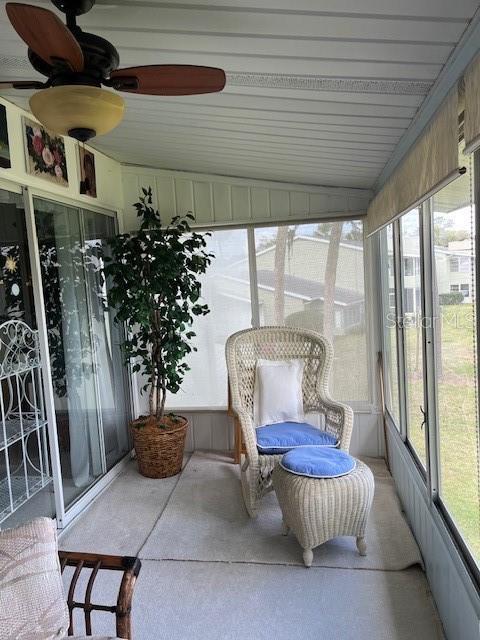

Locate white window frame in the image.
[175,218,374,412]
[379,150,480,585]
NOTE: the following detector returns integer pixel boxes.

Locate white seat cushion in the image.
[0,517,69,640]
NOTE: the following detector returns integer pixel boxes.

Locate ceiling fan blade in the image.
[0,80,45,89]
[5,3,84,72]
[110,65,226,95]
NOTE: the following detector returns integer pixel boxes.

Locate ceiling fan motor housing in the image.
[51,0,96,17]
[28,30,120,88]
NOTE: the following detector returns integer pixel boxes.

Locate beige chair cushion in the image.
[0,517,69,640]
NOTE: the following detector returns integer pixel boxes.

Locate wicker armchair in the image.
[225,326,354,517]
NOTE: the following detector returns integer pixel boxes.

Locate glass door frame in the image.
[22,185,133,528]
[394,207,430,478]
[0,178,65,525]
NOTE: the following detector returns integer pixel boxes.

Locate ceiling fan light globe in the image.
[29,85,124,141]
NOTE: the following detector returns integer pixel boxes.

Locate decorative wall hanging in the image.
[0,104,10,169]
[23,117,68,187]
[79,147,97,198]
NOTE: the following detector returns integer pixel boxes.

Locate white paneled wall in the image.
[387,423,480,640]
[121,165,371,230]
[138,408,381,458]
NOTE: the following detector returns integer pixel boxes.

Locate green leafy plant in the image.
[105,187,213,421]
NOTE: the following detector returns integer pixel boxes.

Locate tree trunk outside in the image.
[273,226,289,324]
[323,222,343,342]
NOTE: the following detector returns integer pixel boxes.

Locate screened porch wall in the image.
[124,165,381,458]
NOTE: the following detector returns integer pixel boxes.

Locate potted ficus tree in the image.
[105,187,213,478]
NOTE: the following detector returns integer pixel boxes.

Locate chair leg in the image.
[241,465,258,518]
[356,536,367,556]
[303,548,313,568]
[281,520,290,536]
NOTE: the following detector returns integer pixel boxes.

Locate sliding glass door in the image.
[34,197,130,508]
[0,187,57,526]
[83,210,130,469]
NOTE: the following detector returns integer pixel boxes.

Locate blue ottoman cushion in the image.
[256,421,338,454]
[280,446,356,478]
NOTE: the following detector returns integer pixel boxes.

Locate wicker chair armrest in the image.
[231,408,259,464]
[317,395,354,451]
[58,550,141,639]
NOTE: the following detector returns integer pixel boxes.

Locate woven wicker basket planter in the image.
[131,415,188,478]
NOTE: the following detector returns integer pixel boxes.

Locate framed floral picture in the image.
[0,104,10,169]
[23,118,68,186]
[79,147,97,198]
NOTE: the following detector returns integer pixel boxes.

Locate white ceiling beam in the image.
[94,0,477,21]
[115,119,401,144]
[122,92,417,118]
[78,7,467,43]
[120,109,407,136]
[87,29,452,65]
[120,114,403,142]
[99,139,391,164]
[96,138,384,170]
[113,49,442,80]
[100,127,395,151]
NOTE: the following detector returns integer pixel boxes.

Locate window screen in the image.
[166,229,251,409]
[432,153,480,562]
[254,221,368,402]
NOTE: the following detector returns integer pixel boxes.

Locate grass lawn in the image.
[405,304,480,561]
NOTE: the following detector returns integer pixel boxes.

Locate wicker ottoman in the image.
[272,458,374,567]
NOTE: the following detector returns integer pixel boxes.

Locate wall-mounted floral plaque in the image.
[23,117,68,186]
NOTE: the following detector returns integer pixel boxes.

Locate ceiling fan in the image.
[0,0,226,141]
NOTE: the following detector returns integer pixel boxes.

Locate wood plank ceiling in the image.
[0,0,478,189]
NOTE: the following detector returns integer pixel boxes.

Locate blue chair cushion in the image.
[256,421,338,454]
[280,446,356,478]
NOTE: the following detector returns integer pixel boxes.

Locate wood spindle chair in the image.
[59,550,141,639]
